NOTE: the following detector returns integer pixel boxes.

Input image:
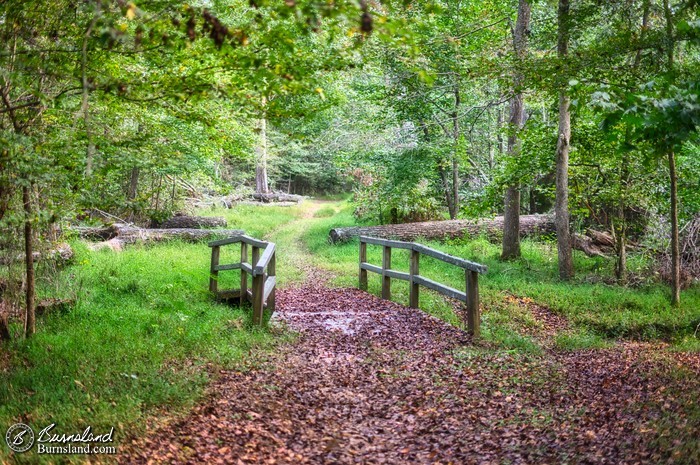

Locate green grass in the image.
[0,205,301,463]
[312,206,337,218]
[554,329,612,351]
[199,203,299,239]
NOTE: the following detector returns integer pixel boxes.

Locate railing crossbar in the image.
[208,235,276,326]
[358,236,486,337]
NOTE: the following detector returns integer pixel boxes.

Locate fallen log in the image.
[252,192,304,203]
[159,215,227,229]
[586,229,616,248]
[75,223,244,249]
[329,215,556,244]
[573,233,609,258]
[0,243,73,266]
[37,298,74,316]
[329,216,632,259]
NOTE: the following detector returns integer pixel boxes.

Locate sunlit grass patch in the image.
[554,330,612,351]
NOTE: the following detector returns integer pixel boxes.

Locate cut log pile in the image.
[74,223,243,251]
[159,215,227,229]
[329,215,626,258]
[252,192,304,204]
[0,242,74,266]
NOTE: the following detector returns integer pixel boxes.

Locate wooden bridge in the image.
[208,234,486,334]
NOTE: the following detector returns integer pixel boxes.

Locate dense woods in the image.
[1,2,700,463]
[1,0,699,340]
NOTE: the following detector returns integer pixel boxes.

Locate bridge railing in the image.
[208,235,276,326]
[359,236,487,336]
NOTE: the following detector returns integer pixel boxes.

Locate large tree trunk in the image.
[555,0,574,280]
[663,0,681,306]
[255,98,270,194]
[23,185,35,338]
[329,214,555,244]
[668,150,681,306]
[502,0,532,260]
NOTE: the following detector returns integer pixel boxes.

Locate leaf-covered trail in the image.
[121,286,699,464]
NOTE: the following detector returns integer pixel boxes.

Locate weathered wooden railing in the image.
[359,236,487,336]
[208,235,276,326]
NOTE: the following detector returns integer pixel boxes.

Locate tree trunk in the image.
[616,1,650,284]
[502,0,531,260]
[450,157,459,219]
[449,81,461,220]
[669,150,681,306]
[127,167,140,200]
[439,165,456,219]
[0,313,10,341]
[329,214,555,244]
[615,142,630,284]
[255,98,270,194]
[555,0,574,280]
[81,12,99,177]
[664,0,680,305]
[23,185,35,338]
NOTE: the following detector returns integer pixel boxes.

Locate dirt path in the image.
[121,285,698,464]
[264,199,338,288]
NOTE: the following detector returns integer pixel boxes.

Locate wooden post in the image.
[382,245,392,300]
[252,246,263,325]
[240,242,248,307]
[409,249,420,308]
[252,272,264,325]
[359,240,368,291]
[209,245,220,293]
[466,270,480,337]
[268,251,276,313]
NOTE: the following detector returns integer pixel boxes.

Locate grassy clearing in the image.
[0,206,301,463]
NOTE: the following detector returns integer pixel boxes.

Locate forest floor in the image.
[120,200,700,465]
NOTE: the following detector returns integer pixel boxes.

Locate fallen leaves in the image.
[120,287,700,465]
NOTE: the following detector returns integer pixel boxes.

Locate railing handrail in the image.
[358,236,486,337]
[359,236,487,274]
[208,235,275,277]
[254,242,276,275]
[208,234,276,325]
[208,234,268,248]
